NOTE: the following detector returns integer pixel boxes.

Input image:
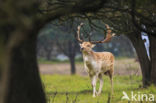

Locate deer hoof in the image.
[96,92,101,96]
[93,95,96,98]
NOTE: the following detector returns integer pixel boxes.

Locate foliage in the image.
[38,20,136,59]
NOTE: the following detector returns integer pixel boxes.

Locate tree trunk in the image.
[67,41,76,75]
[126,33,151,87]
[149,34,156,85]
[46,50,52,60]
[69,56,76,75]
[5,33,46,103]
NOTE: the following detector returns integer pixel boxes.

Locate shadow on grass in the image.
[47,89,92,95]
[46,87,147,103]
[47,86,139,96]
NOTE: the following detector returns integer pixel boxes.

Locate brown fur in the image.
[80,42,114,97]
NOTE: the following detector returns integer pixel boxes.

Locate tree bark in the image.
[69,56,76,74]
[4,33,46,103]
[46,50,52,60]
[126,33,151,87]
[0,0,109,102]
[68,41,76,75]
[149,34,156,85]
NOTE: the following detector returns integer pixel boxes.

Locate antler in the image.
[76,23,115,44]
[76,23,84,43]
[90,24,115,44]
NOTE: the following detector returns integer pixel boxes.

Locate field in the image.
[39,58,141,76]
[39,58,156,103]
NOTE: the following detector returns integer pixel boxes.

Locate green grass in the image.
[42,75,156,103]
[38,58,69,64]
[38,58,83,64]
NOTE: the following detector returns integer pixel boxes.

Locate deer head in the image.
[76,23,115,53]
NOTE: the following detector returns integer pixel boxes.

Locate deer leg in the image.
[108,70,113,94]
[97,74,103,96]
[91,75,97,97]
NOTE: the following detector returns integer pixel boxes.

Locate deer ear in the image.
[92,44,95,48]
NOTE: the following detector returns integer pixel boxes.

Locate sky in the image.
[141,32,150,59]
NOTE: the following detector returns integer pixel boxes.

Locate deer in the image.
[76,23,115,97]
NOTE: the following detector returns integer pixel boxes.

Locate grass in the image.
[38,58,83,64]
[41,75,156,103]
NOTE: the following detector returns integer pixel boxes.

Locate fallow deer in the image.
[76,23,115,97]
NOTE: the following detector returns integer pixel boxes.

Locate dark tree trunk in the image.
[68,41,76,75]
[149,34,156,85]
[5,33,46,103]
[46,50,52,60]
[69,56,76,74]
[126,33,151,87]
[0,0,108,102]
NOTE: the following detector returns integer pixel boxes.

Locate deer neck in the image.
[82,50,95,62]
